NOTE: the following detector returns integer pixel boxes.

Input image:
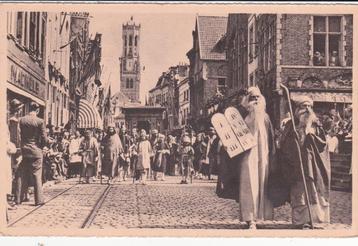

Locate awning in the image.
[290,91,352,103]
[7,83,46,106]
[77,99,103,129]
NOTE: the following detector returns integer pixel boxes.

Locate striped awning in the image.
[77,99,103,129]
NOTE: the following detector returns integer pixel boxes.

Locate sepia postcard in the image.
[0,2,356,238]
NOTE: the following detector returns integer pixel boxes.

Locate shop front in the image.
[6,56,46,122]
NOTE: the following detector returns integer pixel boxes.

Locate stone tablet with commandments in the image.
[211,107,256,158]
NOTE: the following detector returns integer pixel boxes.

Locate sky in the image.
[89,13,198,104]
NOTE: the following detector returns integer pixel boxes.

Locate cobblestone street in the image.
[7,176,352,230]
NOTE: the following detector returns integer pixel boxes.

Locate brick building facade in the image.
[253,14,352,128]
[187,16,228,131]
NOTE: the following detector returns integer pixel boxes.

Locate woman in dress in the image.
[152,134,170,181]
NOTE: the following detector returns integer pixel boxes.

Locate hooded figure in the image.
[279,95,330,228]
[102,125,124,183]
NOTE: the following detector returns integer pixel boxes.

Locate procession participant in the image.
[237,87,276,229]
[152,134,170,181]
[167,134,179,176]
[8,99,24,206]
[205,127,217,180]
[149,129,159,179]
[102,124,124,184]
[280,95,330,228]
[135,129,153,185]
[179,136,195,184]
[79,130,99,184]
[129,128,139,177]
[18,102,51,206]
[68,131,83,177]
[119,126,131,181]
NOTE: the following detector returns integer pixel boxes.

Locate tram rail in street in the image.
[8,183,79,227]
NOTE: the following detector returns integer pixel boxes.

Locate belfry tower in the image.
[119,16,141,103]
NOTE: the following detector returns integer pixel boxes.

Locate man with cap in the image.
[18,102,50,206]
[8,99,24,207]
[280,95,330,228]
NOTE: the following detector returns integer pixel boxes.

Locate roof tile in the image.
[197,16,228,60]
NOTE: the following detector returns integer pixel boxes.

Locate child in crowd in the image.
[180,136,195,184]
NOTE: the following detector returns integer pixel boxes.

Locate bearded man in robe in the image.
[280,96,330,229]
[238,87,276,229]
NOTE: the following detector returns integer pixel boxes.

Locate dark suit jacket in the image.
[19,112,48,158]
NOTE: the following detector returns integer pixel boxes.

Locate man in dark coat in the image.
[18,102,50,206]
[9,99,24,205]
[280,95,330,228]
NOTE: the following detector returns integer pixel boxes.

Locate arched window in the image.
[135,35,138,46]
[129,35,133,46]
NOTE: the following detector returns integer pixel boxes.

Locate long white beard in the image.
[246,100,266,133]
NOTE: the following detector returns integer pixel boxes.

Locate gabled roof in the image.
[197,15,228,60]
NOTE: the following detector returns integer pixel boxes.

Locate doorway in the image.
[137,120,150,134]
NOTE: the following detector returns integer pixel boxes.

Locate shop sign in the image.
[290,91,352,103]
[8,61,46,100]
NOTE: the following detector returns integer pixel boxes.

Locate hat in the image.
[10,99,24,111]
[294,95,313,107]
[107,123,115,129]
[151,129,158,134]
[30,102,40,111]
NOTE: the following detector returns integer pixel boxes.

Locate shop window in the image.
[313,16,342,66]
[16,12,23,42]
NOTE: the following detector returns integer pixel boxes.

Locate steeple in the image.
[119,16,141,103]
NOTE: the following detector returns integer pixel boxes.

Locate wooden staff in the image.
[280,83,314,229]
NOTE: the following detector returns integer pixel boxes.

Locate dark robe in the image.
[279,120,330,205]
[216,114,288,208]
[152,142,170,173]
